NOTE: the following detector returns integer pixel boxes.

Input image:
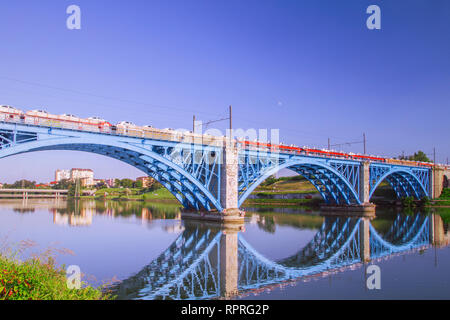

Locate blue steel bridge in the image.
[0,120,445,213]
[112,213,436,300]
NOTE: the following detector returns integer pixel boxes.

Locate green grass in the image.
[256,176,318,193]
[0,255,112,300]
[93,188,177,201]
[432,200,450,206]
[439,188,450,200]
[95,188,142,197]
[141,188,176,200]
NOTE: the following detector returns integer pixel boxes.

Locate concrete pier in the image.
[220,144,240,215]
[183,144,245,222]
[432,167,450,199]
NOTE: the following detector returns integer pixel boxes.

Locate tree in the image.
[119,179,134,188]
[148,182,163,192]
[411,151,431,162]
[68,184,76,197]
[52,179,72,190]
[133,180,143,189]
[399,150,431,162]
[4,180,36,189]
[261,175,277,187]
[96,181,107,189]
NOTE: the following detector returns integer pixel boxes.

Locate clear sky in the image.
[0,0,449,183]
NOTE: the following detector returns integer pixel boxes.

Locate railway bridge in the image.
[0,121,447,218]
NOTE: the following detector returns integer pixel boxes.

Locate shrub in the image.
[0,255,112,300]
[402,196,416,208]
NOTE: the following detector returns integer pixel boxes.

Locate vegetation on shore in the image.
[92,186,176,201]
[0,247,112,300]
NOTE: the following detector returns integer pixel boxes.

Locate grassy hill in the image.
[255,175,318,194]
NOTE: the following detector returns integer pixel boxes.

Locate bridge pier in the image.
[220,145,240,215]
[182,144,244,222]
[359,162,371,204]
[431,167,446,199]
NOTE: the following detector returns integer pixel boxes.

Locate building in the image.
[0,183,4,189]
[55,169,71,182]
[93,179,105,186]
[137,176,155,188]
[105,179,116,188]
[71,169,94,187]
[55,168,95,187]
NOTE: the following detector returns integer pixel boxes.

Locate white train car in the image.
[86,117,113,133]
[0,105,24,122]
[57,113,83,130]
[25,109,60,126]
[115,121,143,137]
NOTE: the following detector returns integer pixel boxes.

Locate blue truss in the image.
[0,121,433,210]
[0,122,223,212]
[369,164,429,199]
[238,150,362,207]
[238,150,432,206]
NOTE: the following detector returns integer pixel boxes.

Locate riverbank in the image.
[0,254,112,300]
[78,187,179,203]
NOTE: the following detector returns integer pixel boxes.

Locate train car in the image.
[351,154,385,162]
[116,121,143,137]
[86,117,113,133]
[58,113,82,130]
[0,105,24,122]
[142,125,165,140]
[418,162,434,168]
[25,109,61,126]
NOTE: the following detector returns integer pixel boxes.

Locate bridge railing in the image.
[0,115,229,148]
[0,115,440,168]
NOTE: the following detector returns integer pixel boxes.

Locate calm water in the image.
[1,199,449,300]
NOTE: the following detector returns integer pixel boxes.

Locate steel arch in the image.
[0,128,223,212]
[238,158,361,207]
[369,168,429,200]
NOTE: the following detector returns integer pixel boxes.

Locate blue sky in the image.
[0,1,449,183]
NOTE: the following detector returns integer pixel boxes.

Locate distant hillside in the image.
[255,175,318,194]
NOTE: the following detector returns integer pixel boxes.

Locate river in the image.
[0,199,449,300]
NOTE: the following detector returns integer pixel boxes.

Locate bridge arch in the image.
[369,169,429,200]
[238,159,361,207]
[0,136,223,212]
[444,175,449,189]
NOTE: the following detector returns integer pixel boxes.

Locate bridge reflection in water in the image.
[111,212,445,300]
